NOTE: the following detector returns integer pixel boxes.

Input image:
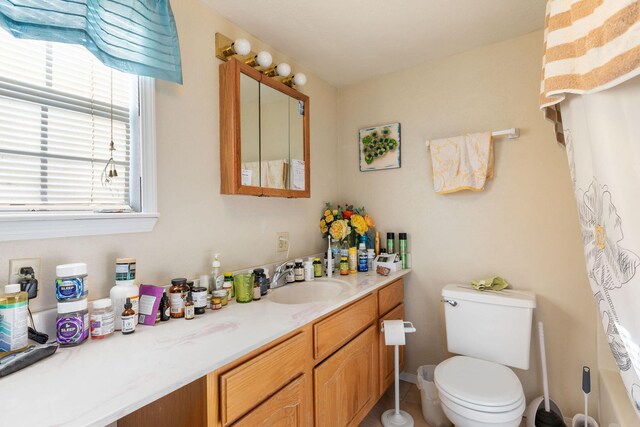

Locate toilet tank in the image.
[442,284,536,370]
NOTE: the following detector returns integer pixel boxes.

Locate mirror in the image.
[240,73,260,187]
[220,58,310,197]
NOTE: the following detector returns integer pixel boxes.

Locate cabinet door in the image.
[379,303,405,396]
[314,325,377,427]
[233,375,308,427]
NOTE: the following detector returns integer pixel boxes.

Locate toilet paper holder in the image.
[380,320,416,426]
[380,321,416,333]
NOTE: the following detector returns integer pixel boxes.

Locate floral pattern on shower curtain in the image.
[561,77,640,416]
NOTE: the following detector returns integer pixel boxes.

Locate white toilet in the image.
[434,284,536,427]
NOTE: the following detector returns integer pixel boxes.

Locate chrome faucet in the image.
[271,260,293,289]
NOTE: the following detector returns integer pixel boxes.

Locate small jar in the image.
[294,259,304,282]
[304,261,314,281]
[90,299,114,340]
[206,294,212,309]
[211,297,222,310]
[313,258,322,278]
[56,298,89,347]
[55,263,88,301]
[285,262,295,283]
[115,258,136,281]
[212,290,228,306]
[340,257,349,275]
[191,283,208,315]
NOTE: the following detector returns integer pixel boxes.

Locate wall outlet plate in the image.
[8,258,41,289]
[276,232,289,253]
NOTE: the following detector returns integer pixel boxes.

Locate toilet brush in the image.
[535,322,566,427]
[381,320,416,427]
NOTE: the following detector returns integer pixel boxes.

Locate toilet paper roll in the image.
[383,320,406,346]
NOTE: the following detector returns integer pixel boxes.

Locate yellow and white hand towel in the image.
[428,132,494,194]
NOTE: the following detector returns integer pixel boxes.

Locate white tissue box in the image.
[374,254,403,272]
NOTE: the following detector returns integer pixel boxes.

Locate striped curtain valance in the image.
[540,0,640,144]
[0,0,183,84]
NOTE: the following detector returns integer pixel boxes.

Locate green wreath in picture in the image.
[361,126,397,165]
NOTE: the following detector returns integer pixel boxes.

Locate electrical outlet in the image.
[276,232,289,253]
[8,258,40,288]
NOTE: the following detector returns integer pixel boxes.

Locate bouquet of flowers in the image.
[320,203,375,247]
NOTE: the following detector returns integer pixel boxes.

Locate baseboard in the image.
[400,372,417,384]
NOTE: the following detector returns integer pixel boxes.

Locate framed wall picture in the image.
[359,122,401,172]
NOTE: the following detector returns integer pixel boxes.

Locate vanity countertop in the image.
[0,269,411,427]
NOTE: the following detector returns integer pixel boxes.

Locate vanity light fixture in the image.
[283,73,307,88]
[215,33,252,60]
[264,62,291,78]
[245,51,272,68]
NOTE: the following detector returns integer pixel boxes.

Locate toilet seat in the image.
[434,356,525,412]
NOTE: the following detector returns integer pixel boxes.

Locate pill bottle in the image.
[90,298,115,339]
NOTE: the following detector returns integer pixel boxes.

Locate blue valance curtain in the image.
[0,0,183,84]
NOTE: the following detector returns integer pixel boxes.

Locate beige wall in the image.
[0,0,340,313]
[336,31,598,416]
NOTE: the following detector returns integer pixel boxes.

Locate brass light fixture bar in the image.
[215,32,306,89]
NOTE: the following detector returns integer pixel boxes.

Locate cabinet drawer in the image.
[220,331,309,425]
[314,294,376,360]
[378,278,404,316]
[232,375,308,427]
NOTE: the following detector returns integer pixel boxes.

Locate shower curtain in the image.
[541,0,640,416]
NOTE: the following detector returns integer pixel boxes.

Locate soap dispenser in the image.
[210,253,223,291]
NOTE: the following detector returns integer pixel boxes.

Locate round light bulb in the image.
[276,62,291,77]
[233,38,251,56]
[256,51,272,68]
[292,73,307,87]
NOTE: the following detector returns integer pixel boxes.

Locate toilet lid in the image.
[435,356,524,409]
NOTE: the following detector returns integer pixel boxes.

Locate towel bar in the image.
[425,127,519,148]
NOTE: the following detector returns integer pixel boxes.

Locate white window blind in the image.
[0,28,138,211]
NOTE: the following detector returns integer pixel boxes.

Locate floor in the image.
[360,381,432,427]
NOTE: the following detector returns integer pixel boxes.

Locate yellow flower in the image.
[350,214,368,236]
[326,214,334,222]
[324,209,331,216]
[330,219,351,241]
[320,219,326,227]
[321,225,328,234]
[365,214,375,228]
[332,210,338,215]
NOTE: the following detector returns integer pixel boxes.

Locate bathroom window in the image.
[0,28,158,241]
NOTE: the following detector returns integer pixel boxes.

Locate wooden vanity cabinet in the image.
[120,278,405,427]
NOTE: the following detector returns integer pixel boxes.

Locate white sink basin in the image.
[268,279,351,304]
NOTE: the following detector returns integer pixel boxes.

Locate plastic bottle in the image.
[110,280,139,330]
[90,299,114,340]
[358,243,368,272]
[223,273,234,299]
[304,261,314,281]
[0,284,28,353]
[348,247,358,274]
[367,249,376,271]
[121,298,136,335]
[294,259,304,282]
[159,292,170,321]
[169,278,188,318]
[184,292,195,320]
[211,253,223,291]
